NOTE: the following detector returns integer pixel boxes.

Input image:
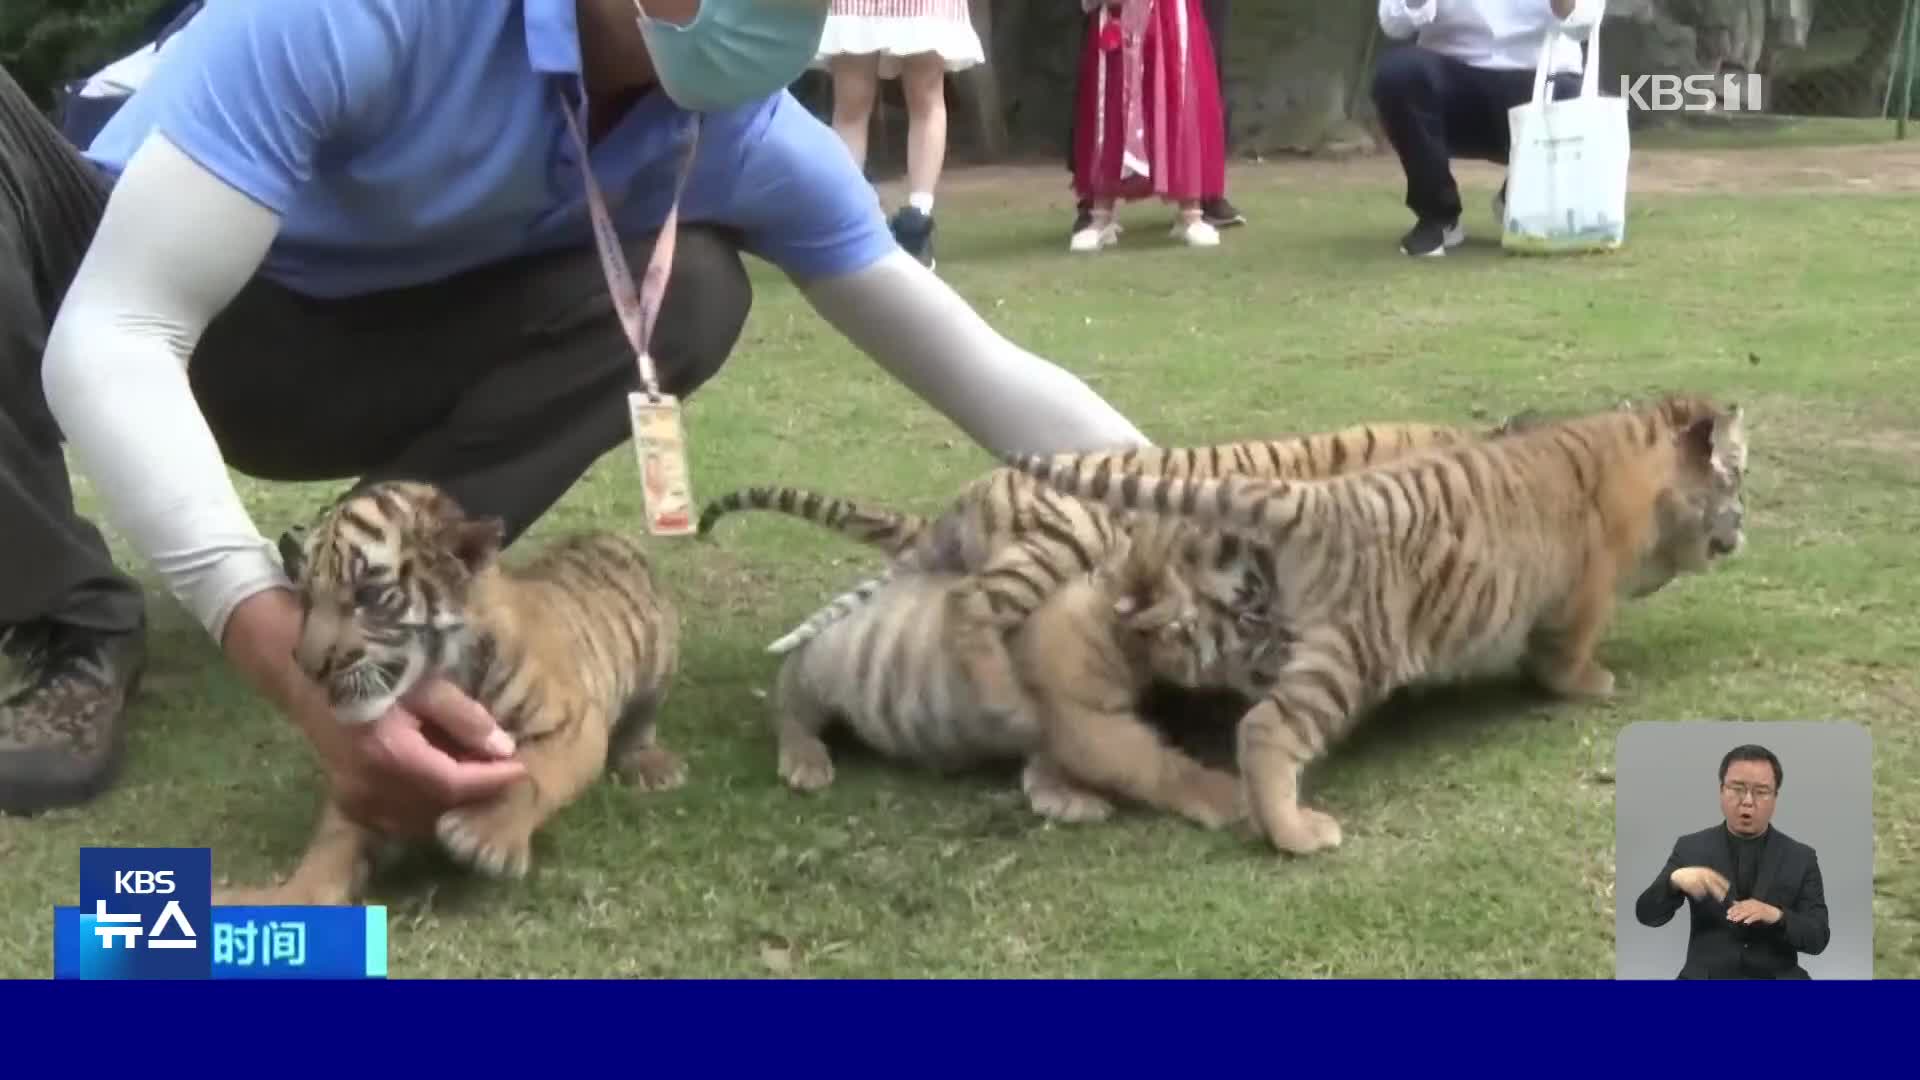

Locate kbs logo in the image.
[76,847,212,979]
[1619,73,1766,113]
[54,846,393,980]
[115,870,177,894]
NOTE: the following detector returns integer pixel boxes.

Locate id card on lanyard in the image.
[559,85,702,537]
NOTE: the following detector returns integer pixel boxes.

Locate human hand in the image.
[1726,899,1782,926]
[311,678,528,837]
[1670,866,1731,901]
[223,589,526,838]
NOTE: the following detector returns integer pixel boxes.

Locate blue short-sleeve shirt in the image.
[82,0,898,299]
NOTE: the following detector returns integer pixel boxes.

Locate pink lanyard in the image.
[557,85,702,401]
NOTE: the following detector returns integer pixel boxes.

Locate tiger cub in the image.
[1007,394,1750,856]
[701,418,1510,655]
[770,570,1039,792]
[1011,518,1285,829]
[213,480,683,905]
[770,512,1278,832]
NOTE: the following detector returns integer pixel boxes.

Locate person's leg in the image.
[828,53,880,171]
[1478,69,1583,222]
[890,52,948,271]
[1069,4,1093,234]
[1197,0,1244,228]
[1069,17,1123,254]
[0,63,149,817]
[1370,45,1484,256]
[189,225,754,549]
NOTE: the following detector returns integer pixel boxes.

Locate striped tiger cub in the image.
[770,570,1039,791]
[1007,394,1750,856]
[770,515,1280,831]
[213,480,683,905]
[702,418,1514,655]
[1011,519,1286,829]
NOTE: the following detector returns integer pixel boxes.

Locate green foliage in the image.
[0,0,173,110]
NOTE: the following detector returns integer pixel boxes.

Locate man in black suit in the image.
[1634,744,1832,979]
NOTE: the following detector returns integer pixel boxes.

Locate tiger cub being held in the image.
[1009,394,1750,856]
[214,481,683,905]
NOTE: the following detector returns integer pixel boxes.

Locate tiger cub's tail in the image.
[697,485,929,558]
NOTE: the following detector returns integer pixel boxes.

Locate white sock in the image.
[908,191,934,214]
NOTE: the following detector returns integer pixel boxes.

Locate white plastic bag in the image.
[1500,16,1630,254]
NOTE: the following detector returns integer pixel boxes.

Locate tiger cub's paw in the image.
[1022,760,1115,824]
[1179,768,1249,830]
[1538,659,1617,701]
[616,746,689,792]
[436,803,535,880]
[777,740,835,793]
[1254,803,1344,856]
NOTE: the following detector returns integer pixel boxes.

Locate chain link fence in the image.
[1583,0,1919,139]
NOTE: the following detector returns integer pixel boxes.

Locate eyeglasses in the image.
[1723,782,1775,802]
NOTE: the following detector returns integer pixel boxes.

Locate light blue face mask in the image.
[634,0,831,113]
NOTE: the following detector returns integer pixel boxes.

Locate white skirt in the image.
[812,13,986,76]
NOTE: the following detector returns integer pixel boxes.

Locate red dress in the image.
[1071,0,1226,204]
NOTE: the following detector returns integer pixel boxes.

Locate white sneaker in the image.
[1171,219,1220,247]
[1070,222,1119,253]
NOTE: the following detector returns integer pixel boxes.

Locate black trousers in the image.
[0,63,752,635]
[1370,45,1583,224]
[1067,0,1232,182]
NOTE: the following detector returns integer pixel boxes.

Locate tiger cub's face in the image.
[277,482,505,725]
[1109,534,1283,694]
[1627,402,1750,598]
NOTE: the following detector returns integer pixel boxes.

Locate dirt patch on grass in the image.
[1832,430,1920,468]
[924,140,1920,203]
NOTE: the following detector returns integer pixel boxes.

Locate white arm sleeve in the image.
[794,251,1154,457]
[41,131,289,645]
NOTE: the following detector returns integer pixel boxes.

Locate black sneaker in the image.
[1399,218,1465,257]
[1071,199,1093,235]
[0,619,147,816]
[1201,197,1246,228]
[888,206,936,271]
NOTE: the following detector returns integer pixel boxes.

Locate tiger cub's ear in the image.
[1679,403,1746,475]
[438,516,506,574]
[277,526,309,581]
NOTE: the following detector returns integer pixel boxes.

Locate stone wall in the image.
[798,0,1911,172]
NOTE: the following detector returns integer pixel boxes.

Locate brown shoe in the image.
[0,619,146,816]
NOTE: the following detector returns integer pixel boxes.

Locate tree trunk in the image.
[952,0,1007,160]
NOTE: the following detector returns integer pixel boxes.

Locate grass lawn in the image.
[3,136,1917,979]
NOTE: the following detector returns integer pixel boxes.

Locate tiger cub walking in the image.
[1009,395,1750,856]
[701,419,1509,656]
[215,481,683,904]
